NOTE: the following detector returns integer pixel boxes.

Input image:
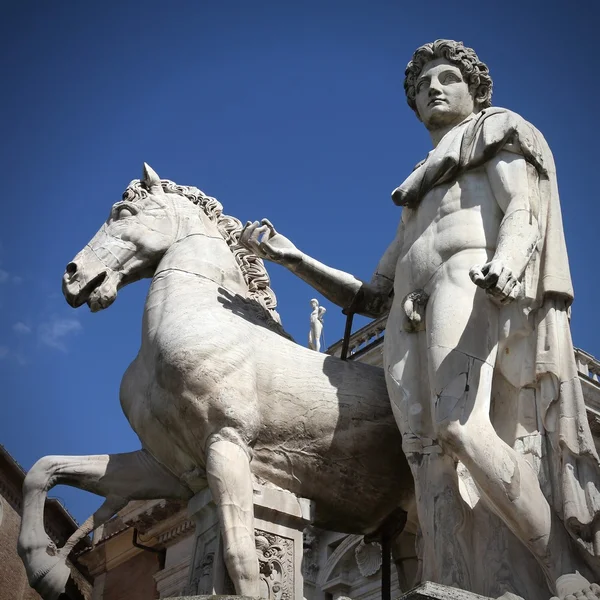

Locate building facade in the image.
[0,445,91,600]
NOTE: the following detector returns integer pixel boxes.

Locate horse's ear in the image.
[142,163,162,191]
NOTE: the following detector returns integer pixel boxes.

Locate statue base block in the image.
[181,485,312,599]
[400,582,489,600]
[164,596,258,600]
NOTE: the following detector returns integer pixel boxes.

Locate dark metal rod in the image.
[340,312,354,361]
[381,530,391,600]
[132,528,166,569]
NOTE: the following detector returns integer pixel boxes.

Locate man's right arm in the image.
[239,219,402,318]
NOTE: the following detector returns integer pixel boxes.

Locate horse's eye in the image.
[111,204,135,220]
[118,207,133,218]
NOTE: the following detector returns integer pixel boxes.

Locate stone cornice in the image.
[78,499,195,574]
[120,499,185,535]
[155,516,195,545]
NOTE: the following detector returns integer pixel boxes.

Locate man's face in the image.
[414,58,476,130]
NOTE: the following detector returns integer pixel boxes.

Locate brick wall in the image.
[0,446,91,600]
[0,496,39,600]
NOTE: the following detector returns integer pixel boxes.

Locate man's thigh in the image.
[426,262,499,424]
[384,308,435,446]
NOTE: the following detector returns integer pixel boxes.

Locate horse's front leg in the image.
[206,437,260,597]
[18,449,192,600]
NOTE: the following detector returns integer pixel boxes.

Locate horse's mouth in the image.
[87,276,118,313]
[64,271,107,308]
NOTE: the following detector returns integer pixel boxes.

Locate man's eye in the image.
[118,208,133,218]
[443,73,460,84]
[417,81,428,92]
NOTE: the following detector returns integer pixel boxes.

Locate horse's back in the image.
[128,300,412,534]
[251,330,412,533]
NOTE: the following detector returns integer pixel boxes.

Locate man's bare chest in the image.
[401,167,503,247]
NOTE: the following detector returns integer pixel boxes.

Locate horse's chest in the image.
[120,358,213,477]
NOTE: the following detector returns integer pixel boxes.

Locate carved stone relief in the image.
[302,526,320,584]
[355,538,382,577]
[256,529,294,600]
[185,526,218,596]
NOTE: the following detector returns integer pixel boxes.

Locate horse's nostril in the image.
[65,262,78,275]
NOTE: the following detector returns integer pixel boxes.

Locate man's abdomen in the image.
[395,169,503,296]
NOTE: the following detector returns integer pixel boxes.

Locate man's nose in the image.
[429,79,442,95]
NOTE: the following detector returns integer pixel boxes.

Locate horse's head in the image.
[62,163,185,312]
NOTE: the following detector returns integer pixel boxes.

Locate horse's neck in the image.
[149,218,248,305]
[159,216,247,282]
[140,218,248,352]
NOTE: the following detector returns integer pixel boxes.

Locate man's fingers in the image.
[499,280,519,305]
[240,220,259,244]
[482,261,502,288]
[469,265,485,286]
[487,268,512,298]
[470,264,498,289]
[239,219,288,262]
[495,269,511,293]
[500,277,517,298]
[239,221,257,250]
[249,224,270,246]
[471,262,520,304]
[470,263,497,289]
[261,218,278,236]
[497,279,517,304]
[240,221,269,256]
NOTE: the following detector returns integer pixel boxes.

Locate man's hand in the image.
[469,260,522,304]
[239,219,302,267]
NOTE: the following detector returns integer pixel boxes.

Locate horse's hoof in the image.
[32,558,71,600]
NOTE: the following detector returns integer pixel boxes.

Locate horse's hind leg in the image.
[206,437,260,597]
[18,449,191,600]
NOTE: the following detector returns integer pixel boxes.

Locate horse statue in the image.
[18,164,414,599]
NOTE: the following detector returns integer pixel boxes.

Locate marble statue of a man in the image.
[241,40,600,599]
[308,298,326,351]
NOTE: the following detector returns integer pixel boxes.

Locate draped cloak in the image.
[392,107,600,563]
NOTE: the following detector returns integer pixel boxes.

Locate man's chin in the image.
[424,108,473,131]
[424,107,453,126]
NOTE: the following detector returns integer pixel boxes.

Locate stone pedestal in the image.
[182,485,313,599]
[164,596,256,600]
[399,582,489,600]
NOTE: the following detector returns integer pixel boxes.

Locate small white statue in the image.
[308,298,326,352]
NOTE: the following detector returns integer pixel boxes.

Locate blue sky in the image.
[1,1,598,523]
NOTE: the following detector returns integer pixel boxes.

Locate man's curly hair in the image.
[404,40,493,117]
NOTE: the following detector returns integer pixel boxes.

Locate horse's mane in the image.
[124,179,292,340]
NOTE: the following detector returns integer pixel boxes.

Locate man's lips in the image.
[428,98,447,106]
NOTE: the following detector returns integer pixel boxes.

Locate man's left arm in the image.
[470,150,540,302]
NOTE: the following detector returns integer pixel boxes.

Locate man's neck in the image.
[428,111,477,147]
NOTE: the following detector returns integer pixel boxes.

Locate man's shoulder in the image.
[466,107,551,173]
[472,107,537,140]
[475,106,530,126]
